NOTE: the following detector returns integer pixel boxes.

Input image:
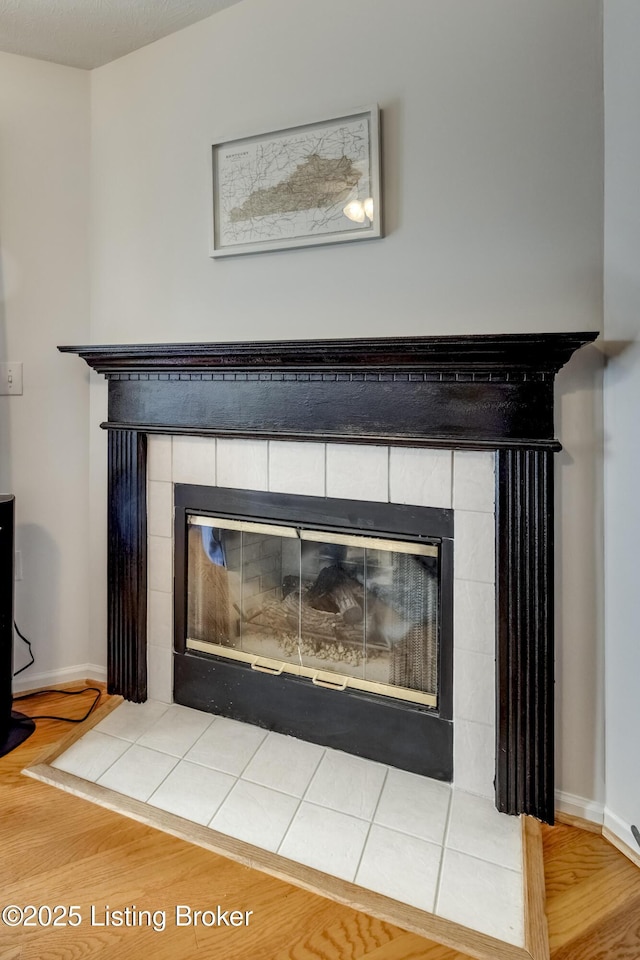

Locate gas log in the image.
[307,563,363,624]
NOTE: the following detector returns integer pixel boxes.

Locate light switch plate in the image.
[0,362,23,395]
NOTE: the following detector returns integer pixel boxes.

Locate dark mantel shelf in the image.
[59,332,597,375]
[60,333,598,451]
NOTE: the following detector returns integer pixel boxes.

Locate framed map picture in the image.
[210,106,382,257]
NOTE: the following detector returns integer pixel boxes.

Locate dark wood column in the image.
[495,448,554,823]
[107,429,147,700]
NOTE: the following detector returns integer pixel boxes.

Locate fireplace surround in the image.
[60,332,598,823]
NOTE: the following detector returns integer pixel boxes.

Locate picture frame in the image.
[210,105,382,258]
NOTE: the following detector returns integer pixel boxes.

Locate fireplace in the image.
[172,483,454,778]
[60,332,598,823]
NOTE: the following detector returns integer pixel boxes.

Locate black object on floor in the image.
[0,710,35,758]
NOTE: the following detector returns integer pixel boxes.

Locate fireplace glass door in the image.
[186,515,440,708]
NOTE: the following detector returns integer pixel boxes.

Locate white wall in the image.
[0,53,93,686]
[603,0,640,852]
[87,0,604,809]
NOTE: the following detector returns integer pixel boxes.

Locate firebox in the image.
[173,484,454,780]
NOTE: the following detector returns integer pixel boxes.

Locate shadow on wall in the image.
[0,240,9,493]
[554,342,605,809]
[12,524,60,677]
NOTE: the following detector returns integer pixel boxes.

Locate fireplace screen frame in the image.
[173,483,454,780]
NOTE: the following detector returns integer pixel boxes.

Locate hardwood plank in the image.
[542,822,640,959]
[523,817,550,960]
[554,810,603,834]
[549,901,640,960]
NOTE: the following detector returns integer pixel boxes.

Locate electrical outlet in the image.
[14,550,23,581]
[0,362,23,395]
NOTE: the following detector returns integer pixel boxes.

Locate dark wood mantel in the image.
[59,333,597,450]
[60,332,598,823]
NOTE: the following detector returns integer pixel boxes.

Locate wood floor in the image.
[1,687,639,960]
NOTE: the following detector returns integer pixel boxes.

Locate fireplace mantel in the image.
[59,333,597,450]
[60,332,598,823]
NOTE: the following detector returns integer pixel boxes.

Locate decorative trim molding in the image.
[58,333,596,374]
[496,448,554,823]
[555,790,605,826]
[104,370,555,384]
[12,664,108,694]
[603,808,640,869]
[107,430,147,702]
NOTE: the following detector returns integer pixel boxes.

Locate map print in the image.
[214,115,372,249]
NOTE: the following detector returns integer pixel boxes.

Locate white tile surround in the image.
[52,699,524,946]
[146,437,497,801]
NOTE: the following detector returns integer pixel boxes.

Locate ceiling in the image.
[0,0,243,70]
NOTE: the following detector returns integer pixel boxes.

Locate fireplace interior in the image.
[173,484,454,778]
[188,518,440,702]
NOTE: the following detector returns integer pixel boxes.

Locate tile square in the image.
[148,480,173,538]
[147,644,173,703]
[305,750,387,820]
[148,535,172,593]
[453,451,496,513]
[356,824,442,912]
[184,716,267,776]
[279,802,370,881]
[93,699,170,742]
[454,720,495,799]
[454,649,495,727]
[148,760,235,825]
[389,447,452,509]
[216,439,268,491]
[148,589,173,649]
[172,436,216,486]
[97,744,178,801]
[268,440,325,496]
[454,579,495,656]
[210,780,299,853]
[147,435,172,482]
[137,703,215,757]
[52,730,131,781]
[326,444,388,502]
[374,768,451,844]
[437,848,524,946]
[242,732,324,797]
[447,791,522,871]
[454,511,495,584]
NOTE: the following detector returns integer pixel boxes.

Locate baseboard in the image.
[554,790,604,826]
[13,663,107,694]
[603,808,640,869]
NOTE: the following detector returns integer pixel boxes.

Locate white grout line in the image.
[266,439,271,491]
[351,766,390,882]
[386,446,391,503]
[433,782,454,915]
[322,442,327,497]
[139,750,182,803]
[323,441,328,497]
[275,746,326,854]
[450,450,455,509]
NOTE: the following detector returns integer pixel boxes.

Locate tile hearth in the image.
[49,698,525,947]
